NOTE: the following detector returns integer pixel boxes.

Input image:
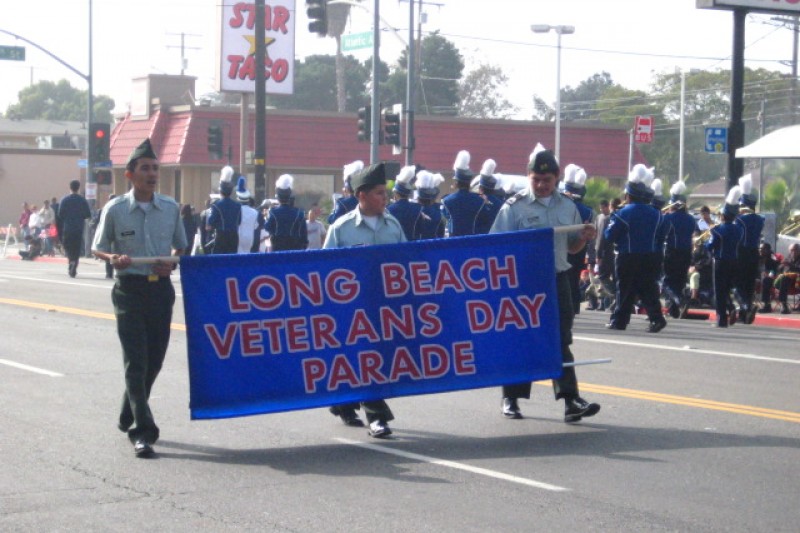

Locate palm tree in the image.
[326,4,352,112]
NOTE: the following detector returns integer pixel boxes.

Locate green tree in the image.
[762,161,800,229]
[458,63,518,119]
[583,177,623,211]
[5,79,114,122]
[386,33,464,115]
[560,72,615,122]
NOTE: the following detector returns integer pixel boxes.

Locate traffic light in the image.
[357,106,371,143]
[306,0,328,36]
[383,105,402,153]
[207,124,223,159]
[89,122,110,164]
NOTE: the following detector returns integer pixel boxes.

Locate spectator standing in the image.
[305,203,327,250]
[234,176,260,254]
[57,180,92,278]
[181,204,197,256]
[39,200,56,256]
[18,202,32,249]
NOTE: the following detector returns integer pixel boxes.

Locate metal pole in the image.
[627,129,634,173]
[404,0,416,166]
[254,0,266,202]
[555,30,562,161]
[370,0,380,164]
[759,99,765,212]
[727,9,746,192]
[792,16,798,124]
[679,70,686,183]
[240,93,249,173]
[87,0,94,196]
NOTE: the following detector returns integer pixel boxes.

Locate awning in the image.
[736,124,800,159]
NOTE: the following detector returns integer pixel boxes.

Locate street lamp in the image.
[531,24,575,162]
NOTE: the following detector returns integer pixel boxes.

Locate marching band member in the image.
[706,186,745,327]
[662,181,696,318]
[733,174,764,323]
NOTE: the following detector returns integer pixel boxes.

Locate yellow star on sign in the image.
[244,35,276,56]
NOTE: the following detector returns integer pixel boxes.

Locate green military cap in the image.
[350,162,387,193]
[127,138,158,165]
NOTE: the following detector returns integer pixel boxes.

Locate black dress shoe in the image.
[647,317,667,333]
[329,406,364,427]
[758,305,773,313]
[668,303,680,319]
[564,397,600,423]
[745,306,758,324]
[368,420,392,438]
[605,322,626,330]
[134,439,155,458]
[502,398,523,419]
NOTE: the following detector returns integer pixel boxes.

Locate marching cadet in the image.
[265,174,308,252]
[706,186,745,327]
[206,166,242,254]
[92,138,187,458]
[733,174,764,324]
[490,144,601,423]
[323,162,405,438]
[650,178,666,210]
[472,159,504,234]
[328,160,363,224]
[661,181,696,318]
[562,164,594,314]
[442,150,493,236]
[415,170,446,240]
[387,165,424,241]
[605,164,668,332]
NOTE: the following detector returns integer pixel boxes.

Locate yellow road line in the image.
[1,297,797,423]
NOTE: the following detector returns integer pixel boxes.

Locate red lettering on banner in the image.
[421,344,450,378]
[518,294,546,327]
[326,269,359,303]
[328,354,360,390]
[286,273,323,308]
[229,3,290,32]
[226,278,251,312]
[466,300,493,333]
[359,351,388,384]
[418,302,442,337]
[204,323,238,359]
[240,320,264,356]
[495,298,528,331]
[433,260,465,293]
[461,258,488,291]
[346,309,380,344]
[488,255,518,289]
[227,56,244,79]
[409,262,433,295]
[249,275,284,310]
[310,314,340,349]
[261,319,284,353]
[389,347,423,381]
[303,358,326,393]
[286,317,310,352]
[453,341,476,375]
[380,305,415,340]
[271,6,290,32]
[381,263,408,297]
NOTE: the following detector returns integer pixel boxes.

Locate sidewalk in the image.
[681,308,800,330]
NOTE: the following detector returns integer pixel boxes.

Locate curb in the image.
[677,308,800,330]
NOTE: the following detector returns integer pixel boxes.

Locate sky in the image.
[0,0,797,121]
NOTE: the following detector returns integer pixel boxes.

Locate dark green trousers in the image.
[502,271,579,401]
[112,276,175,444]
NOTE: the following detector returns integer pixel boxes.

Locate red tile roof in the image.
[111,107,645,178]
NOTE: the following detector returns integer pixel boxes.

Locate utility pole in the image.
[166,32,200,75]
[254,0,266,201]
[404,0,416,166]
[369,0,380,164]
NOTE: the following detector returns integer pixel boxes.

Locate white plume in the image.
[276,174,294,190]
[498,173,527,195]
[738,173,753,196]
[563,163,580,184]
[651,178,663,197]
[574,167,588,186]
[220,165,234,183]
[725,185,742,206]
[395,165,416,186]
[453,150,471,172]
[470,175,481,191]
[628,164,649,184]
[417,170,444,190]
[528,143,547,166]
[642,166,655,187]
[480,158,497,176]
[670,181,687,196]
[343,160,364,186]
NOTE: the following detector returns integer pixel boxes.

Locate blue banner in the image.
[180,229,562,420]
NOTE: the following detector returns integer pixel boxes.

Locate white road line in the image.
[333,437,569,492]
[0,358,63,377]
[574,335,800,365]
[0,274,183,297]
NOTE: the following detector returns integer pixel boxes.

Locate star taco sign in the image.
[218,1,296,95]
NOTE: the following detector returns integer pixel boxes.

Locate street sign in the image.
[78,159,87,168]
[705,127,728,153]
[341,32,373,52]
[634,115,654,143]
[78,159,112,168]
[0,45,25,61]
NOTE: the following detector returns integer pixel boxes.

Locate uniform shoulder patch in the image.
[505,192,525,206]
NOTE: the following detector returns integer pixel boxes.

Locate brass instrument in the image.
[693,223,717,246]
[780,212,800,236]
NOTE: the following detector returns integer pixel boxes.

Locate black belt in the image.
[117,274,169,285]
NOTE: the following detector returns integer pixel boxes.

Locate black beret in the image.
[127,138,157,165]
[351,162,387,193]
[527,149,559,175]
